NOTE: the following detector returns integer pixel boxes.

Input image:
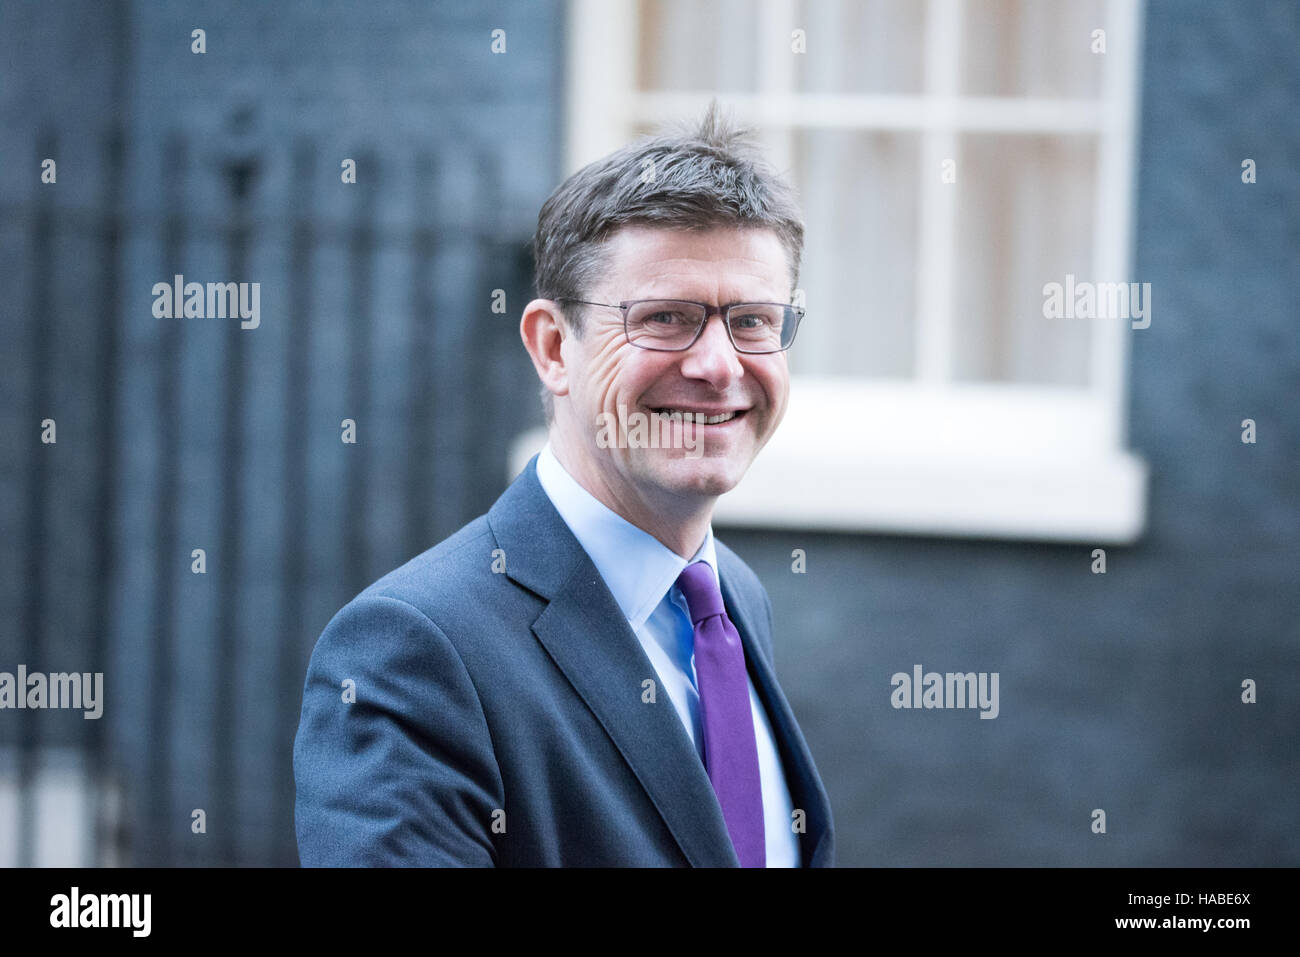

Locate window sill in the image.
[509,377,1148,545]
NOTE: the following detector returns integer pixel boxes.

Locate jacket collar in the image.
[488,454,832,867]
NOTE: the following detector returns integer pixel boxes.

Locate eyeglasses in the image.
[556,298,804,354]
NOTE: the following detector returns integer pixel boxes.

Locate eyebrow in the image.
[625,296,787,306]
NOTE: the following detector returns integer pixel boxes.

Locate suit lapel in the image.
[531,572,740,867]
[489,457,738,867]
[718,553,835,867]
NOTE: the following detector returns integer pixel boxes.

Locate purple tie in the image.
[676,561,766,867]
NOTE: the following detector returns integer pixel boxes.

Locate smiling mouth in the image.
[650,408,744,425]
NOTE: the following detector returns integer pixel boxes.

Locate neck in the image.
[549,431,714,560]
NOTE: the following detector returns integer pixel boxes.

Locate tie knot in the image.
[675,561,725,625]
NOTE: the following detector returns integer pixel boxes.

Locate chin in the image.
[648,454,748,498]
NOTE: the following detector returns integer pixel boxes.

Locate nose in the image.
[679,312,744,387]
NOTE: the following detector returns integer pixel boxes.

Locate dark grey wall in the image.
[728,0,1300,866]
[1,0,561,865]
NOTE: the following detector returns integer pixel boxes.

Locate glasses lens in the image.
[729,304,791,352]
[625,301,707,349]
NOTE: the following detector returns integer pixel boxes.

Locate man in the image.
[293,104,834,867]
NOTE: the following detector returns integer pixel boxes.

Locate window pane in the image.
[962,0,1106,98]
[637,0,758,93]
[793,0,926,95]
[790,129,921,378]
[952,133,1096,386]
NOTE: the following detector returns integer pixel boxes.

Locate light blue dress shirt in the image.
[535,442,800,867]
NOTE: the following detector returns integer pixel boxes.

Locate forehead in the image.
[597,225,790,299]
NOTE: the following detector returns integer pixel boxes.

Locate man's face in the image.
[555,224,792,510]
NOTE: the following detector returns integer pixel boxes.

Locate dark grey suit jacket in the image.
[293,453,834,866]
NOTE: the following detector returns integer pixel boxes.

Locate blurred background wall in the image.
[0,0,1295,867]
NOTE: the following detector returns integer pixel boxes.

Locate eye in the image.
[731,312,768,329]
[731,308,779,329]
[643,309,692,325]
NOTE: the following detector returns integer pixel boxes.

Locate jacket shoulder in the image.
[357,514,498,611]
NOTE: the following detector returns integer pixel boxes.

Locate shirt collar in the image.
[535,442,718,629]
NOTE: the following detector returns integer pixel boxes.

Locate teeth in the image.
[654,409,737,424]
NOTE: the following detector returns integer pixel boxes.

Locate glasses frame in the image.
[555,298,804,354]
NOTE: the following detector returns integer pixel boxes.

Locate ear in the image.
[520,299,570,401]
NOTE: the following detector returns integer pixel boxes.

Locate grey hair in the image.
[530,100,805,421]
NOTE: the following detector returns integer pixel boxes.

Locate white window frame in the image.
[513,0,1148,544]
